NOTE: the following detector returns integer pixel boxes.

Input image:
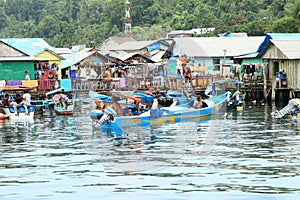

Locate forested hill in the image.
[0,0,299,47]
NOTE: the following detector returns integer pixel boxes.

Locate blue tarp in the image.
[147,42,161,52]
[132,93,154,104]
[60,78,72,91]
[89,90,111,102]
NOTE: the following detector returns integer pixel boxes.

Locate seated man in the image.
[10,93,29,115]
[193,96,203,109]
[2,94,10,106]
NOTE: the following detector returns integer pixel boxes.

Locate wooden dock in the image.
[0,76,295,105]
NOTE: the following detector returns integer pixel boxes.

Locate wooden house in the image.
[107,39,171,64]
[171,37,264,77]
[0,40,35,80]
[259,39,300,89]
[0,38,63,80]
[61,47,112,79]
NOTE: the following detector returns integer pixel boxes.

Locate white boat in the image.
[0,105,35,122]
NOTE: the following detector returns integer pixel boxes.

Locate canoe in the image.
[90,92,228,129]
[54,104,74,115]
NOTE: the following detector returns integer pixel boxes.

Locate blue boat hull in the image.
[92,93,228,130]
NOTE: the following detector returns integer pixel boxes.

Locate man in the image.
[2,94,10,106]
[11,94,29,115]
[53,93,70,110]
[104,67,111,78]
[24,71,30,80]
[23,90,31,105]
[193,96,203,109]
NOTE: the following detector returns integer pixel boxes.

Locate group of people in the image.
[34,63,58,80]
[103,66,126,78]
[2,90,31,116]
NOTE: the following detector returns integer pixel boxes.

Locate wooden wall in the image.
[0,42,26,57]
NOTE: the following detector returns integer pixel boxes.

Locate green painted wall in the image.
[0,61,34,80]
[241,58,262,65]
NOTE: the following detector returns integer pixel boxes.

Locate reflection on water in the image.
[0,103,300,199]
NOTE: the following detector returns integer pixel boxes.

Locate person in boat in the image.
[11,93,29,115]
[232,90,241,101]
[23,90,31,105]
[110,96,123,115]
[2,94,10,106]
[53,93,71,110]
[193,95,203,109]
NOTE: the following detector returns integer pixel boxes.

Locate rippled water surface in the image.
[0,104,300,200]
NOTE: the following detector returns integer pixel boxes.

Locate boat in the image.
[46,88,74,115]
[0,105,35,122]
[31,99,54,114]
[271,98,300,122]
[0,93,35,122]
[205,78,244,111]
[89,89,228,130]
[89,90,154,116]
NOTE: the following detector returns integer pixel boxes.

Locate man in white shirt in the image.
[23,90,31,105]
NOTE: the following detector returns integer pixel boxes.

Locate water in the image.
[0,104,300,200]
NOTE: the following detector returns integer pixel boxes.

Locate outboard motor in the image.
[97,107,117,125]
[272,99,300,119]
[90,110,104,120]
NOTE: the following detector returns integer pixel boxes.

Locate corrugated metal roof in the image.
[270,39,300,59]
[109,40,158,51]
[106,50,128,60]
[257,33,300,52]
[54,48,72,55]
[99,36,136,51]
[107,51,155,63]
[150,51,166,62]
[0,56,35,61]
[234,52,259,59]
[0,38,54,56]
[173,37,264,57]
[61,49,96,69]
[218,32,248,37]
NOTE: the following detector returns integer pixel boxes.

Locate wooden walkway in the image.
[1,76,291,104]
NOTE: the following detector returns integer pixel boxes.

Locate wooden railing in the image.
[72,75,223,92]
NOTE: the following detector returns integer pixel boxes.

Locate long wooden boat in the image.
[90,92,228,129]
[54,104,74,115]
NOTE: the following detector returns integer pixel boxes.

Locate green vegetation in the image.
[0,0,299,47]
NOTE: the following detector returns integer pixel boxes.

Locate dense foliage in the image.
[0,0,299,47]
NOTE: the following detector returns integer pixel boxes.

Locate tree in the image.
[271,17,298,33]
[0,6,7,29]
[284,0,300,32]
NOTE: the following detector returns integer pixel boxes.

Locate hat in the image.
[145,91,152,95]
